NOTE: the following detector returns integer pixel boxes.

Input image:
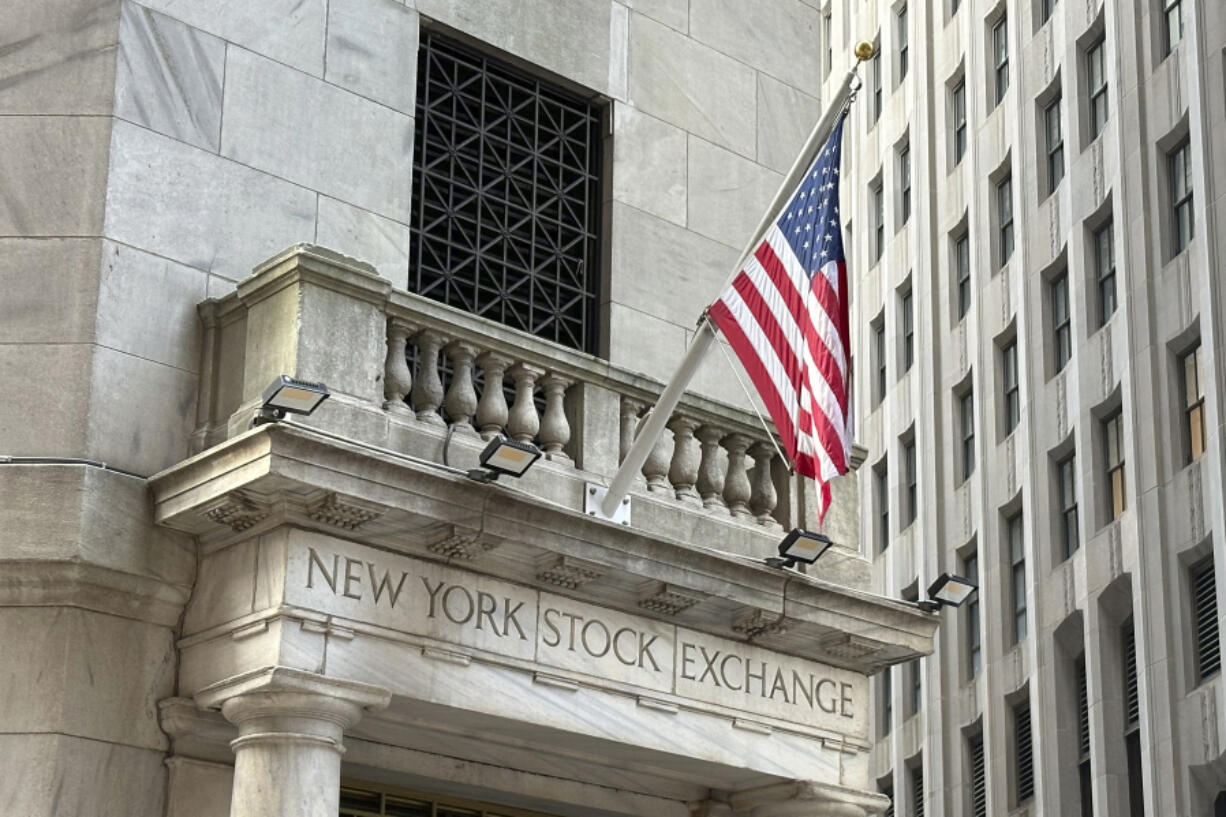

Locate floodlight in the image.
[764,529,834,569]
[466,436,541,483]
[254,376,330,424]
[916,572,978,612]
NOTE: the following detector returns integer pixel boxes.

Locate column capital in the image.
[729,780,891,817]
[196,666,391,734]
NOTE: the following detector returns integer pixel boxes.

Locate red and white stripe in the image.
[708,224,853,522]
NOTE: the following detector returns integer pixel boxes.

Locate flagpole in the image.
[599,43,876,520]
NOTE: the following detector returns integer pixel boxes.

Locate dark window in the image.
[823,12,833,74]
[900,145,912,225]
[1053,272,1071,372]
[908,658,923,716]
[1183,343,1206,462]
[411,32,603,354]
[872,34,883,122]
[1165,0,1184,54]
[873,182,886,261]
[903,437,917,525]
[1122,620,1144,817]
[898,6,909,81]
[1171,141,1194,255]
[880,666,893,736]
[875,320,888,403]
[1040,0,1057,24]
[1078,657,1093,817]
[993,17,1010,106]
[1095,220,1116,326]
[961,389,976,482]
[956,233,972,318]
[1088,40,1108,139]
[902,289,914,372]
[965,551,981,678]
[1104,411,1126,521]
[1009,513,1027,642]
[1003,340,1020,433]
[881,782,895,817]
[952,81,967,163]
[1059,454,1080,557]
[969,734,987,817]
[1015,697,1034,803]
[998,176,1014,266]
[1192,556,1221,681]
[912,762,925,817]
[1046,96,1065,193]
[877,460,891,552]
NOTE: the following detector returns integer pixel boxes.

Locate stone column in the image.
[667,415,702,506]
[197,667,391,817]
[729,780,890,817]
[382,318,414,415]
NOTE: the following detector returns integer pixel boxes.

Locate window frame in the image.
[952,80,968,164]
[1058,453,1079,558]
[1182,343,1206,463]
[960,389,976,483]
[1002,340,1020,434]
[1052,272,1072,373]
[899,144,912,225]
[1015,697,1034,804]
[1170,141,1194,256]
[956,232,972,318]
[1094,219,1117,327]
[874,319,888,404]
[1104,411,1126,521]
[1046,95,1065,194]
[897,5,909,82]
[997,175,1014,267]
[1087,39,1108,139]
[903,436,917,526]
[901,288,915,373]
[992,16,1010,106]
[1009,512,1027,643]
[876,459,891,553]
[964,550,981,679]
[873,180,886,262]
[1191,555,1221,682]
[1164,0,1183,55]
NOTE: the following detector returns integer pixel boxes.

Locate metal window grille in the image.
[1046,97,1064,193]
[1183,343,1206,462]
[903,438,917,524]
[897,6,909,80]
[1078,656,1093,817]
[881,783,895,817]
[998,177,1014,266]
[912,763,925,817]
[1015,699,1034,803]
[900,145,912,224]
[961,390,976,482]
[1095,220,1116,326]
[1003,341,1019,433]
[410,32,603,355]
[1122,620,1139,729]
[1010,514,1027,643]
[877,460,890,553]
[1059,454,1079,557]
[1170,142,1194,254]
[952,81,967,163]
[965,552,981,678]
[1192,556,1221,680]
[1052,273,1071,371]
[1088,40,1108,138]
[993,17,1009,105]
[956,233,971,318]
[969,735,987,817]
[1105,412,1126,520]
[341,784,555,817]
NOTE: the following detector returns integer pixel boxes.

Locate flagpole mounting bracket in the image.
[586,483,632,526]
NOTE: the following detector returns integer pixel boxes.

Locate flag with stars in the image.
[708,111,852,522]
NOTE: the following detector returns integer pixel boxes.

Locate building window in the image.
[965,550,981,679]
[960,389,976,483]
[898,5,909,82]
[823,12,833,74]
[1009,512,1027,643]
[1002,340,1020,434]
[908,658,923,716]
[874,319,887,404]
[1170,141,1194,255]
[956,233,971,318]
[1192,556,1221,681]
[903,437,917,526]
[1122,619,1144,817]
[872,34,883,123]
[1077,657,1093,817]
[1164,0,1184,55]
[969,734,987,817]
[1104,411,1126,521]
[342,783,562,817]
[992,16,1010,106]
[1015,697,1034,804]
[901,288,914,373]
[1088,39,1108,139]
[876,459,890,552]
[997,176,1014,267]
[1058,453,1080,558]
[1052,272,1072,372]
[899,144,912,225]
[1095,220,1116,326]
[911,762,925,817]
[1046,95,1065,194]
[873,181,885,262]
[1182,343,1206,462]
[1039,0,1057,25]
[411,32,603,354]
[952,80,967,164]
[881,781,895,817]
[880,666,894,736]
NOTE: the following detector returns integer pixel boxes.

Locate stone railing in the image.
[194,245,862,535]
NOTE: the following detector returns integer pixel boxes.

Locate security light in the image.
[254,376,330,425]
[466,436,541,483]
[916,572,978,612]
[764,529,834,569]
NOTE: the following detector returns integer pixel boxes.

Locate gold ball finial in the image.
[855,41,876,61]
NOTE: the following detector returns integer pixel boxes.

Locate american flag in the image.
[707,112,852,522]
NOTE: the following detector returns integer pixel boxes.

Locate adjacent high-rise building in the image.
[824,0,1226,814]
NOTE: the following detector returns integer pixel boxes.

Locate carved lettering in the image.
[613,627,637,666]
[541,607,562,647]
[503,598,527,640]
[815,678,838,714]
[697,646,721,687]
[307,548,339,592]
[442,585,474,624]
[680,642,698,680]
[422,576,445,616]
[745,658,767,697]
[840,682,855,718]
[720,654,743,691]
[769,668,789,702]
[475,591,499,631]
[343,557,363,599]
[638,633,661,672]
[581,619,610,657]
[367,563,408,608]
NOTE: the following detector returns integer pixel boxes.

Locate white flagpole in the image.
[599,45,874,519]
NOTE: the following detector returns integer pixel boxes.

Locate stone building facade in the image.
[0,2,933,816]
[828,0,1226,814]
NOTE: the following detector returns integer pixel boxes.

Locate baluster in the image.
[539,372,573,461]
[443,341,478,434]
[410,329,447,425]
[382,318,413,415]
[507,363,544,444]
[619,398,645,463]
[749,440,779,527]
[667,416,701,506]
[696,424,727,511]
[722,433,753,518]
[640,411,673,494]
[475,352,511,440]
